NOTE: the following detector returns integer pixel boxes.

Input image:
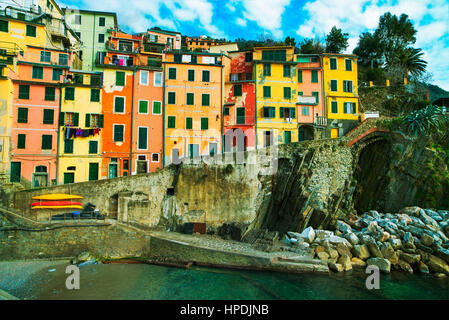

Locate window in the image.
[153,101,161,114]
[140,70,149,85]
[186,117,193,129]
[74,74,83,84]
[234,84,242,97]
[75,32,81,39]
[59,54,68,66]
[298,70,302,83]
[236,107,245,124]
[17,134,26,149]
[186,93,194,105]
[263,64,271,76]
[32,66,43,79]
[152,153,159,162]
[224,107,230,116]
[188,69,195,81]
[52,68,63,81]
[19,85,30,99]
[343,80,353,93]
[61,112,79,126]
[245,52,253,62]
[330,58,337,70]
[114,96,125,113]
[26,25,36,37]
[10,162,21,182]
[91,75,102,86]
[17,108,28,123]
[116,71,125,86]
[331,80,338,92]
[312,91,319,104]
[168,92,176,104]
[345,59,352,71]
[154,72,162,86]
[99,17,106,27]
[284,87,291,99]
[0,20,8,33]
[89,141,98,154]
[113,124,124,142]
[230,73,238,82]
[85,114,103,128]
[65,87,75,100]
[138,127,148,150]
[139,100,148,114]
[311,70,318,83]
[64,139,73,154]
[41,135,52,150]
[202,70,210,82]
[246,72,252,80]
[280,107,296,119]
[331,101,338,113]
[64,172,74,184]
[263,107,275,118]
[90,89,100,102]
[168,67,176,80]
[283,65,291,77]
[44,87,55,101]
[89,163,99,181]
[263,86,271,98]
[40,51,51,62]
[201,94,210,106]
[43,109,54,124]
[302,106,309,116]
[74,15,82,24]
[344,102,357,114]
[201,117,208,130]
[98,34,105,43]
[298,91,303,96]
[167,116,176,128]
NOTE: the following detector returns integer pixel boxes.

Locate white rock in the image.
[300,226,315,243]
[345,232,360,245]
[336,220,352,233]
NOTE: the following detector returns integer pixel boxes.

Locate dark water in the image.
[15,263,449,300]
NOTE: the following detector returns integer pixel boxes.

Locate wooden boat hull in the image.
[32,194,83,201]
[31,201,83,207]
[31,205,83,210]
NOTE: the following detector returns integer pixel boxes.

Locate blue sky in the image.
[61,0,449,90]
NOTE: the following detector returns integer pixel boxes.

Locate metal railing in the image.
[315,116,327,126]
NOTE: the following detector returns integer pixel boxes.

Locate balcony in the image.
[255,51,296,63]
[96,52,162,69]
[142,42,165,54]
[0,41,19,57]
[315,116,327,127]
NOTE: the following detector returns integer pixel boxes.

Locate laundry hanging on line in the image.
[63,127,101,140]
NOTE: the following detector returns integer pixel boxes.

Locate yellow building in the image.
[322,53,359,138]
[254,46,298,148]
[186,37,227,51]
[163,51,230,164]
[58,70,104,184]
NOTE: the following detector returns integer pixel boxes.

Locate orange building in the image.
[163,51,230,164]
[296,54,326,141]
[145,28,181,51]
[186,37,226,51]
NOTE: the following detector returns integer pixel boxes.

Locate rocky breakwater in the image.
[282,207,449,277]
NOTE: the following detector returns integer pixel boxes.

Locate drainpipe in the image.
[129,68,136,175]
[55,82,62,185]
[320,55,326,138]
[91,14,96,71]
[162,62,166,167]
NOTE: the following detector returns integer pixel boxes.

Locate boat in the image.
[31,205,84,210]
[32,194,83,200]
[31,201,83,207]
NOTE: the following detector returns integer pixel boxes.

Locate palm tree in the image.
[388,47,427,78]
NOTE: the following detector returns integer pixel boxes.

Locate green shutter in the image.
[32,66,43,79]
[168,92,176,104]
[312,92,319,104]
[59,54,68,66]
[138,127,148,149]
[73,113,79,126]
[90,89,100,102]
[18,85,29,99]
[65,87,75,100]
[167,116,176,128]
[114,97,125,112]
[311,70,318,83]
[186,93,194,105]
[331,80,337,91]
[224,107,229,116]
[85,114,91,127]
[41,135,52,150]
[168,68,176,80]
[345,59,352,71]
[139,100,148,113]
[284,87,291,99]
[263,86,271,98]
[202,70,210,82]
[17,108,28,123]
[89,141,98,154]
[0,20,8,32]
[116,71,125,86]
[17,134,26,149]
[331,101,338,113]
[280,107,284,118]
[298,70,302,83]
[236,108,245,124]
[186,117,192,129]
[89,163,99,181]
[44,87,55,101]
[63,172,74,184]
[188,69,195,81]
[201,117,208,130]
[330,58,337,70]
[234,84,242,96]
[10,162,21,183]
[59,112,65,126]
[52,68,62,81]
[99,114,104,128]
[291,107,296,118]
[153,101,161,114]
[26,25,36,37]
[202,94,210,106]
[43,109,54,124]
[114,125,124,141]
[64,139,73,153]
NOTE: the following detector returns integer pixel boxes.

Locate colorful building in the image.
[322,53,359,138]
[145,28,181,51]
[296,54,326,141]
[58,70,103,184]
[186,36,226,51]
[224,50,256,151]
[253,46,298,148]
[63,8,118,71]
[163,51,230,164]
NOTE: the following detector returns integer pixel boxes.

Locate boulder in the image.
[300,226,315,243]
[338,254,352,271]
[344,232,359,246]
[389,237,402,250]
[399,207,421,217]
[315,246,326,254]
[336,243,352,258]
[325,235,352,248]
[76,251,92,264]
[399,252,421,264]
[380,243,398,264]
[287,231,302,240]
[367,257,391,273]
[422,254,449,274]
[317,251,330,262]
[315,230,334,239]
[328,262,344,272]
[367,221,379,233]
[336,220,352,234]
[328,247,339,260]
[421,233,434,246]
[425,209,443,222]
[434,273,447,279]
[353,244,370,260]
[367,210,381,220]
[379,232,390,242]
[351,257,366,268]
[419,210,441,230]
[397,260,414,274]
[397,214,412,226]
[434,248,449,264]
[417,261,429,274]
[366,239,383,258]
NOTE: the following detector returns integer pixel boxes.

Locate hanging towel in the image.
[82,129,89,137]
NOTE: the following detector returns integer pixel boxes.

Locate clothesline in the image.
[63,127,101,140]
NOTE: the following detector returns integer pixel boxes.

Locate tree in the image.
[284,36,296,47]
[391,47,427,77]
[299,38,325,54]
[325,26,349,53]
[353,32,383,68]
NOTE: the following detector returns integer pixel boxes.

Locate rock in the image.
[434,248,449,264]
[397,260,414,274]
[76,251,92,263]
[315,230,334,239]
[367,257,391,273]
[389,237,402,250]
[414,239,433,253]
[399,207,421,217]
[328,262,344,272]
[325,235,352,248]
[419,210,441,230]
[317,251,330,261]
[402,246,417,254]
[336,243,352,258]
[351,257,366,268]
[335,230,343,236]
[397,214,412,226]
[366,239,383,258]
[417,261,429,274]
[406,225,425,238]
[353,244,370,260]
[422,254,449,274]
[315,246,326,254]
[421,233,434,246]
[328,247,339,260]
[336,220,352,234]
[434,273,447,278]
[367,221,379,233]
[403,232,414,244]
[338,254,352,271]
[399,252,421,264]
[287,231,302,240]
[367,210,381,220]
[380,243,398,264]
[425,209,443,222]
[344,232,359,246]
[300,226,315,243]
[379,232,390,242]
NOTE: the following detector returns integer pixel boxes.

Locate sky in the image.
[60,0,449,90]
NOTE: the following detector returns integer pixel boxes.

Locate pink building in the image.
[296,54,326,141]
[9,46,74,187]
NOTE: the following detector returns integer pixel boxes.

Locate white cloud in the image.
[235,18,247,27]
